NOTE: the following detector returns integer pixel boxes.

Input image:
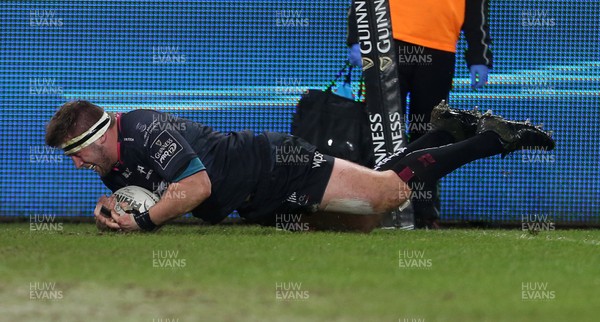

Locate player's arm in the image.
[114,112,210,231]
[112,157,210,232]
[147,168,211,226]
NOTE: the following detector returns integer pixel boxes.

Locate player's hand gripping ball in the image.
[112,186,160,216]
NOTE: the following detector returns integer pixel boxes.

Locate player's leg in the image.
[385,113,555,188]
[321,158,409,215]
[312,132,502,231]
[304,158,409,233]
[246,133,398,232]
[310,113,555,232]
[375,101,481,171]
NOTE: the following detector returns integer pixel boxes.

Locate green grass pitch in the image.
[1,223,599,322]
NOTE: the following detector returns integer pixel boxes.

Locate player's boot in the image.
[430,100,481,142]
[477,111,555,157]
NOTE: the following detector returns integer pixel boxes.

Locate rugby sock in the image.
[393,132,504,185]
[375,130,454,171]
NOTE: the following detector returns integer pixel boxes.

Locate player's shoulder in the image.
[120,109,163,133]
[122,109,186,127]
[117,109,161,145]
[121,109,160,123]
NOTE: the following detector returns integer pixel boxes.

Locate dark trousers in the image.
[396,40,456,226]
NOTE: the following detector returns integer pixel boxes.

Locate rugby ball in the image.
[112,186,160,215]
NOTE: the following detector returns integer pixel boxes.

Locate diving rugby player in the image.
[45,100,554,232]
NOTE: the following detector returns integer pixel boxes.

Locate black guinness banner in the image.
[352,0,407,164]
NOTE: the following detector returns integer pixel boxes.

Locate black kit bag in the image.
[291,63,374,168]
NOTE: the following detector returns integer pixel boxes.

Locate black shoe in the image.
[413,204,441,229]
[430,100,481,142]
[477,112,556,157]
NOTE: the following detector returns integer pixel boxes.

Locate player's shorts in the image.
[236,132,335,224]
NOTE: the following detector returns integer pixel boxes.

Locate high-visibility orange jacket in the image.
[348,0,493,68]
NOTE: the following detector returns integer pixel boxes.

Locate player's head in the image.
[45,100,117,176]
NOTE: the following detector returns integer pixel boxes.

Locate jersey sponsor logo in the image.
[122,168,132,179]
[159,143,179,164]
[286,192,297,204]
[286,192,309,206]
[142,119,162,147]
[311,151,326,169]
[150,130,183,170]
[297,194,309,205]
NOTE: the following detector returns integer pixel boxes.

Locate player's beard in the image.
[87,143,114,177]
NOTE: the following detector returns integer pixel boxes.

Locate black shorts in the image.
[237,132,335,224]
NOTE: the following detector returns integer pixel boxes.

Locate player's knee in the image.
[372,176,411,214]
[372,193,401,214]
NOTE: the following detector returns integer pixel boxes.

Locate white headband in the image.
[60,112,111,155]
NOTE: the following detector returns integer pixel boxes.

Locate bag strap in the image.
[357,73,365,102]
[325,61,351,92]
[325,61,366,102]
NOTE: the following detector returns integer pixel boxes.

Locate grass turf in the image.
[1,223,599,322]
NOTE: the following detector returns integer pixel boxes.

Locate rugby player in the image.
[45,100,554,232]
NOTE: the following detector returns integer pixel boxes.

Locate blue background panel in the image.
[1,1,598,223]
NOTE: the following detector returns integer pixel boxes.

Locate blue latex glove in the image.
[470,64,490,89]
[348,43,362,67]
